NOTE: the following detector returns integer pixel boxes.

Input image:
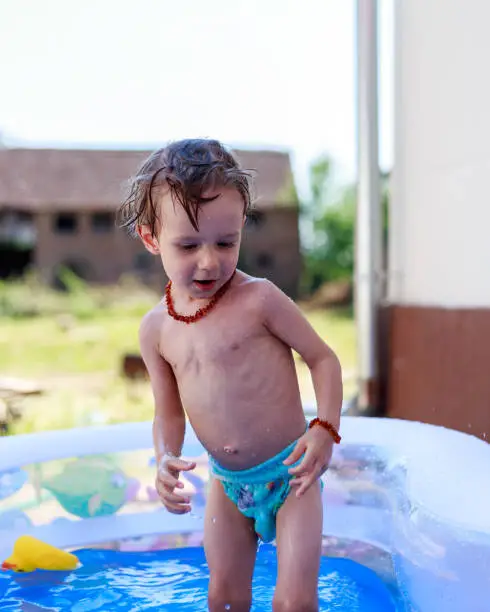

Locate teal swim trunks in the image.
[208,437,304,543]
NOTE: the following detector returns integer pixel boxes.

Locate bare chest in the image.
[160,316,260,376]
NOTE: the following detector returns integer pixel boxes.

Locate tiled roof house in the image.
[0,147,301,297]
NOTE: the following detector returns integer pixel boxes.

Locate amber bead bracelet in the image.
[309,417,342,444]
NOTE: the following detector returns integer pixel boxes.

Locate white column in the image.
[390,0,490,308]
[355,0,382,410]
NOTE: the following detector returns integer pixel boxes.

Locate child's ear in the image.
[137,225,160,254]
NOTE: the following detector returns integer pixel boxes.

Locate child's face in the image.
[140,185,245,299]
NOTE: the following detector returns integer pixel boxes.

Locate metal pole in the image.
[355,0,382,413]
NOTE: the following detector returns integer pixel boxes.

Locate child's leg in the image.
[204,478,258,612]
[273,480,323,612]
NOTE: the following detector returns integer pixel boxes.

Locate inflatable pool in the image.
[1,416,489,611]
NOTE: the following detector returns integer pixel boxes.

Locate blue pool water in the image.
[0,545,397,611]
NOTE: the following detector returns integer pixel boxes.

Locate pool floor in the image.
[0,545,398,611]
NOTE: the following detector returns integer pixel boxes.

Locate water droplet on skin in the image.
[225,605,231,610]
[212,517,217,524]
[483,432,487,439]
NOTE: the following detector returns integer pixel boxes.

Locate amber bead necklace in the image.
[165,272,236,324]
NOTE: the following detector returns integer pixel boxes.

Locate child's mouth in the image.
[193,279,217,291]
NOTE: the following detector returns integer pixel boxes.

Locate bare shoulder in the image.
[231,271,291,316]
[232,270,279,298]
[139,301,167,349]
[234,270,290,300]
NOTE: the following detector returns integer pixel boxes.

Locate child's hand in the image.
[283,426,334,498]
[155,455,196,514]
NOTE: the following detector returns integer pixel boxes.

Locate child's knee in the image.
[208,578,252,612]
[272,593,318,612]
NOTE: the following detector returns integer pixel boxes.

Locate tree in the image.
[301,155,389,295]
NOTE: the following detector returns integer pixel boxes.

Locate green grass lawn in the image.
[1,314,143,376]
[0,281,356,434]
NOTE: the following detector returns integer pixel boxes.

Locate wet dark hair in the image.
[119,139,254,237]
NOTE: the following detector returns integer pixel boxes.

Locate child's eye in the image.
[217,242,235,249]
[180,244,198,251]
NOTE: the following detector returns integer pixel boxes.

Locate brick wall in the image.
[35,210,162,286]
[33,206,301,298]
[241,207,301,299]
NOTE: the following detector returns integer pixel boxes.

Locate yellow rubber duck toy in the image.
[1,535,79,572]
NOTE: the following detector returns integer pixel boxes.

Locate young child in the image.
[120,139,343,612]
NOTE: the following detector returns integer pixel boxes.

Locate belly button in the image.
[223,446,237,454]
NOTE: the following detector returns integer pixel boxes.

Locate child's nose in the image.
[198,246,218,271]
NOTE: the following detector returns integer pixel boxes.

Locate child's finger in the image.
[169,459,196,472]
[295,473,316,498]
[161,488,191,504]
[156,482,192,508]
[283,440,306,466]
[157,472,180,489]
[288,449,315,475]
[155,480,172,499]
[165,501,192,514]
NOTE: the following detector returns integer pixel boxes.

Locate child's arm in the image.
[139,311,195,513]
[139,311,186,461]
[260,280,343,496]
[261,280,343,428]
